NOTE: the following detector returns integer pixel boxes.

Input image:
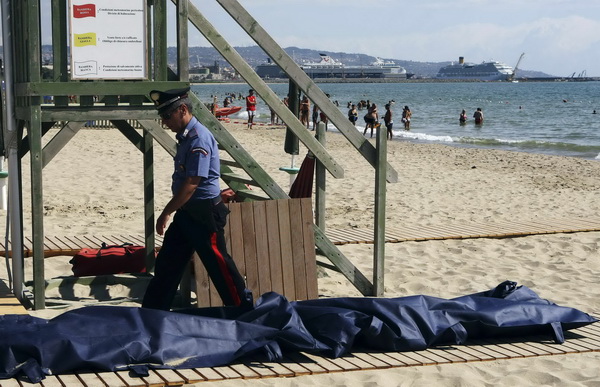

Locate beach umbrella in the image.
[284,128,299,155]
[289,152,315,198]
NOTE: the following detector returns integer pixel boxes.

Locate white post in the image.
[0,157,7,210]
[2,0,25,298]
[289,154,296,186]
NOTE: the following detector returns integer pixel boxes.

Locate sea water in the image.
[191,81,600,160]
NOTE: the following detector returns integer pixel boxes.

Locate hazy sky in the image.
[184,0,600,77]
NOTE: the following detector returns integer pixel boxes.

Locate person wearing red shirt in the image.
[245,89,257,129]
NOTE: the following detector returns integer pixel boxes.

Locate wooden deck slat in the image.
[115,370,148,387]
[55,374,85,386]
[97,371,129,386]
[38,374,65,387]
[243,362,278,378]
[172,369,205,384]
[254,361,296,377]
[227,364,260,379]
[194,367,226,381]
[75,372,107,386]
[0,377,23,387]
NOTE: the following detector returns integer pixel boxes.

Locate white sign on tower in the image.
[69,0,147,80]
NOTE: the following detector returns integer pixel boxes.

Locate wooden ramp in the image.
[324,216,600,245]
[0,320,598,386]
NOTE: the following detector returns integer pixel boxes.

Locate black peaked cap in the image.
[149,87,191,113]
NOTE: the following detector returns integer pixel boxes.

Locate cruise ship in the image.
[436,56,515,81]
[255,54,408,79]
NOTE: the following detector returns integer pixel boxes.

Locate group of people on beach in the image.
[348,100,412,140]
[460,108,484,125]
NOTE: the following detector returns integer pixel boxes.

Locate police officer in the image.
[142,87,252,310]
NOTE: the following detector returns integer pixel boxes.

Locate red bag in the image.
[70,243,149,277]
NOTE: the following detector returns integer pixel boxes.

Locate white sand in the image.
[1,123,600,386]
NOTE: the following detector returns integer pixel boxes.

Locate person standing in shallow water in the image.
[384,103,393,140]
[402,106,412,130]
[473,107,484,125]
[459,109,467,124]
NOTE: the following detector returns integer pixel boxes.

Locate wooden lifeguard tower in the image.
[1,0,397,310]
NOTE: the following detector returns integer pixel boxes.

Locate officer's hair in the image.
[167,97,193,114]
[181,97,193,113]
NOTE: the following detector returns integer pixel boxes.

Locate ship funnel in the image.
[459,56,464,64]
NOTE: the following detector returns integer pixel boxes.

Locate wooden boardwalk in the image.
[1,217,600,259]
[325,216,600,245]
[0,319,598,386]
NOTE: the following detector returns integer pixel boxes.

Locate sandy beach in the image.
[2,122,600,386]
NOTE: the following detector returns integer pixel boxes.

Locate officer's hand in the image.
[156,213,171,236]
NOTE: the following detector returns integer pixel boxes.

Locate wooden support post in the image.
[153,0,168,81]
[176,0,189,81]
[315,122,326,230]
[143,129,156,272]
[51,0,68,107]
[27,0,45,309]
[373,124,387,297]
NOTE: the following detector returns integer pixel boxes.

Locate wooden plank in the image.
[252,201,272,296]
[298,352,344,373]
[75,372,107,387]
[277,356,313,376]
[210,366,242,380]
[194,367,226,381]
[340,354,379,370]
[254,361,295,378]
[142,370,167,387]
[228,363,260,379]
[173,369,205,384]
[115,370,148,387]
[277,200,296,300]
[300,198,318,299]
[240,203,259,296]
[0,378,23,387]
[289,199,308,300]
[227,202,246,279]
[283,352,328,374]
[152,369,186,387]
[97,371,128,386]
[472,340,523,358]
[243,362,277,378]
[192,253,211,308]
[264,200,284,294]
[55,374,85,386]
[351,352,393,368]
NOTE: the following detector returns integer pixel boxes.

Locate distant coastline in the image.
[193,76,600,85]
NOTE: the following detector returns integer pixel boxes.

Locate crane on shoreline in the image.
[509,52,525,81]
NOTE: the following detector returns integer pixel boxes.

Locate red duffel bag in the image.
[70,242,150,277]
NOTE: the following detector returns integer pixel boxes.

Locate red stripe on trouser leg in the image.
[211,232,241,306]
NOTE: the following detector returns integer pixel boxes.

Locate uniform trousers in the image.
[142,199,251,310]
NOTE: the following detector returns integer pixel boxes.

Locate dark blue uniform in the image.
[142,117,250,310]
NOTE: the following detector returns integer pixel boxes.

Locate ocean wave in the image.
[456,137,600,154]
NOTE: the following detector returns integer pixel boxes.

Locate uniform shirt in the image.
[172,116,220,200]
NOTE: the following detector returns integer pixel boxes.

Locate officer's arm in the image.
[156,176,201,235]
